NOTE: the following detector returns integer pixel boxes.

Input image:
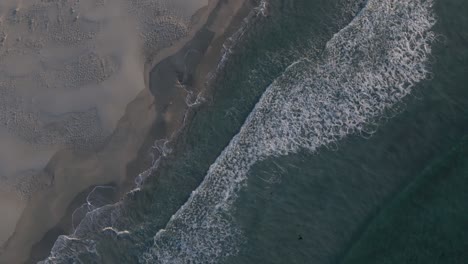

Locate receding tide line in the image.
[140,0,437,263]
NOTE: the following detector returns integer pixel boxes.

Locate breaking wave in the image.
[140,0,436,263]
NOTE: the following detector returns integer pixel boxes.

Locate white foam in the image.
[141,0,436,263]
[41,236,99,264]
[255,0,269,17]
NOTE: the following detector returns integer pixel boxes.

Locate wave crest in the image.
[141,0,436,263]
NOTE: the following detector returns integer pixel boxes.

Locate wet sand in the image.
[0,191,25,247]
[0,0,250,263]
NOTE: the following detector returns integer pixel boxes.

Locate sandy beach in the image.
[0,0,250,263]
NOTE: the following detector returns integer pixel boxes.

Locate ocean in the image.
[42,0,468,263]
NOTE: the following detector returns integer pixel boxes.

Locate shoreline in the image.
[126,0,255,191]
[0,0,253,263]
[148,0,264,173]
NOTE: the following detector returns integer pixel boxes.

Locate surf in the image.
[140,0,437,263]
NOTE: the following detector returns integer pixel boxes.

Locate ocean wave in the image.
[140,0,436,263]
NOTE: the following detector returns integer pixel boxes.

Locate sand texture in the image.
[0,0,229,262]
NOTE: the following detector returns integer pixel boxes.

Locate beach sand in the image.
[0,0,250,263]
[0,191,25,248]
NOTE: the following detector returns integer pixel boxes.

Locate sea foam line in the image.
[140,0,436,263]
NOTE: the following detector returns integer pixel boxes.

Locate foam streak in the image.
[141,0,436,263]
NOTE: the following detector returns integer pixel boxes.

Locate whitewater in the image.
[140,0,437,263]
[40,0,437,263]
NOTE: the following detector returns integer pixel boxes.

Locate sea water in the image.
[43,0,468,263]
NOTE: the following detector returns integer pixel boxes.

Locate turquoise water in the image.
[43,0,468,263]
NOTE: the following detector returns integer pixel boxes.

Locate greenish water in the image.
[342,137,468,264]
[44,0,468,263]
[227,0,468,263]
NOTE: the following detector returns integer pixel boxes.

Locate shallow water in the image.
[42,0,468,262]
